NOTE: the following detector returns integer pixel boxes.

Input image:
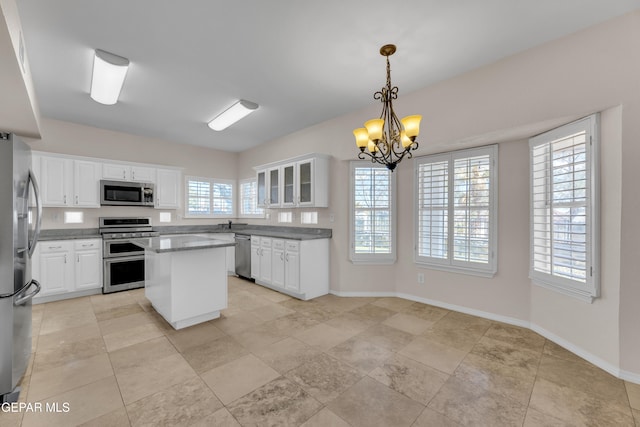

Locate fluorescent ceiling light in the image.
[90,49,130,105]
[208,99,259,131]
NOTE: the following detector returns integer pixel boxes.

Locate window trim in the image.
[349,161,397,265]
[528,114,600,302]
[413,144,498,277]
[238,178,265,219]
[184,175,235,219]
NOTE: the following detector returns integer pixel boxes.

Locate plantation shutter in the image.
[353,166,392,255]
[529,115,598,301]
[187,179,211,215]
[416,158,449,261]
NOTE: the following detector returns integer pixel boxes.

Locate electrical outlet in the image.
[329,213,335,222]
[417,273,425,284]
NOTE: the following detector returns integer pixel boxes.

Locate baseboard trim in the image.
[328,289,640,384]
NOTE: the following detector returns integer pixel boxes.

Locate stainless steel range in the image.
[99,217,159,294]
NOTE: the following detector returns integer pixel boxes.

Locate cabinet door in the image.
[75,249,102,290]
[282,164,296,207]
[131,166,155,183]
[297,159,313,206]
[268,168,279,207]
[271,240,285,288]
[285,244,300,292]
[102,163,129,181]
[250,237,261,279]
[260,239,272,283]
[74,160,101,207]
[156,168,181,209]
[256,171,266,207]
[39,251,72,296]
[40,156,71,206]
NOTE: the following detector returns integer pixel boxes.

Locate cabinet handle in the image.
[82,244,92,247]
[77,255,80,263]
[63,195,67,204]
[123,171,126,179]
[64,255,67,264]
[48,246,62,249]
[285,253,289,262]
[280,253,284,261]
[75,195,79,204]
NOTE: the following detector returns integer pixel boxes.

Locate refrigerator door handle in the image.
[0,279,31,299]
[28,169,43,258]
[14,280,41,306]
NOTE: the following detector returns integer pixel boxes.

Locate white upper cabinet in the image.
[33,151,183,210]
[39,155,101,208]
[281,164,296,208]
[257,170,267,207]
[40,156,71,206]
[74,160,102,207]
[103,163,156,183]
[253,154,329,209]
[155,168,181,209]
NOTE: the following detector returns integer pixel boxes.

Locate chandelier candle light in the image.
[353,44,422,171]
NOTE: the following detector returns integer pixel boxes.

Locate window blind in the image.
[415,145,497,275]
[187,179,211,215]
[453,154,491,264]
[532,131,589,282]
[240,180,263,216]
[353,166,392,255]
[529,114,599,301]
[417,160,449,260]
[213,182,233,215]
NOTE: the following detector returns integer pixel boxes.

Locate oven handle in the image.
[104,254,146,264]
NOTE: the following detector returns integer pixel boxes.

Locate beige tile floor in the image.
[2,276,639,426]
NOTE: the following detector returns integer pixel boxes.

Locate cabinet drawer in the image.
[260,237,272,247]
[74,239,101,251]
[39,241,72,253]
[272,239,285,250]
[285,241,299,252]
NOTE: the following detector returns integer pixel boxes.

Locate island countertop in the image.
[134,234,235,253]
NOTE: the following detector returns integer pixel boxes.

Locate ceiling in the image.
[16,0,640,152]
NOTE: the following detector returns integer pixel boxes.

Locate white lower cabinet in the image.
[33,239,102,302]
[250,235,328,300]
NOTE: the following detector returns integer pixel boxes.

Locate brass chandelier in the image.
[353,44,422,171]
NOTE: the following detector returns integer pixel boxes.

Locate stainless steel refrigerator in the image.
[0,133,42,403]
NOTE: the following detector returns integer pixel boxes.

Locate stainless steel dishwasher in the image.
[234,235,252,279]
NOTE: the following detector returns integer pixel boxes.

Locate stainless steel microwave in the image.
[100,180,155,207]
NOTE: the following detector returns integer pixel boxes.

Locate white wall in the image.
[238,11,640,379]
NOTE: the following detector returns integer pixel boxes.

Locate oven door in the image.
[103,255,145,293]
[104,239,145,258]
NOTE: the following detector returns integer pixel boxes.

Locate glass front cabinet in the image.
[254,154,329,209]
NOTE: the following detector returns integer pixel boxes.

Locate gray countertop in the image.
[37,225,332,241]
[134,235,235,253]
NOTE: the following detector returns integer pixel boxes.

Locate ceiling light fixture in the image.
[353,44,422,171]
[90,49,130,105]
[208,99,259,131]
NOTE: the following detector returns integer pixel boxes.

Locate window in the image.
[415,145,498,276]
[278,212,293,223]
[350,162,396,264]
[185,176,235,218]
[529,115,599,302]
[239,179,264,218]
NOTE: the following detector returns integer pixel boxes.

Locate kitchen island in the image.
[135,235,235,330]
